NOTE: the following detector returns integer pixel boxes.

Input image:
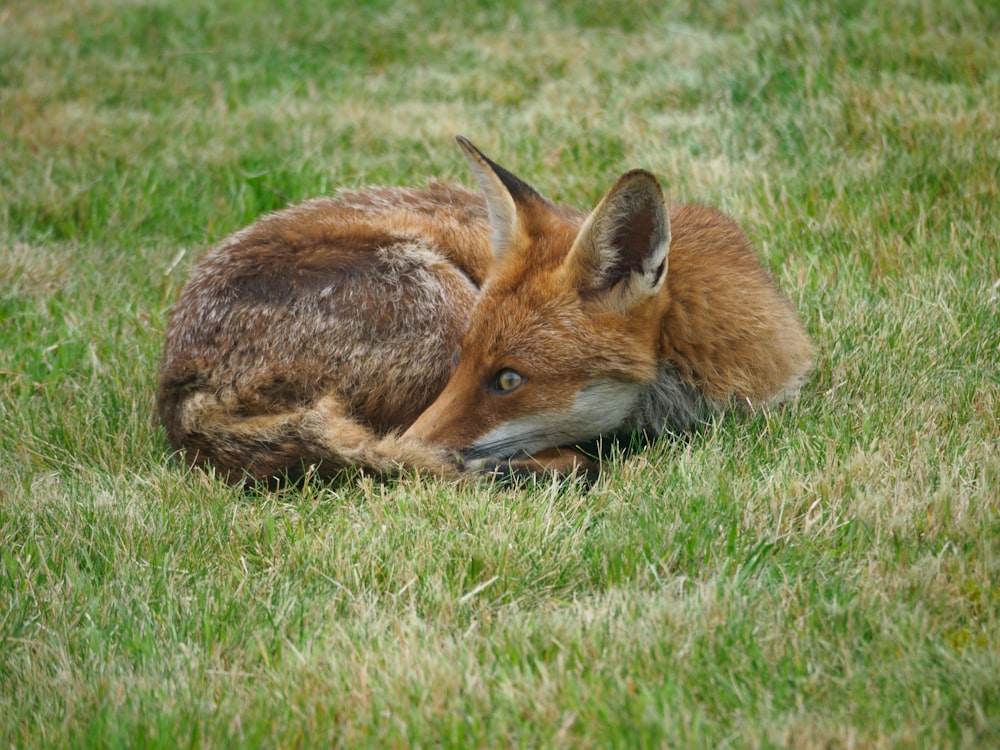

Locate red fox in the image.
[158,136,812,485]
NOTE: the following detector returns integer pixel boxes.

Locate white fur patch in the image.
[468,380,642,458]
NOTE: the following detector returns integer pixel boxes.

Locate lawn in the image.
[1,0,998,746]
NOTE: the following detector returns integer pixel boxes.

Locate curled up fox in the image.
[158,137,813,485]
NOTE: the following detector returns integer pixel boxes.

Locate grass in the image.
[2,0,998,746]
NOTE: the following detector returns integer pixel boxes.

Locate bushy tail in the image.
[162,392,460,487]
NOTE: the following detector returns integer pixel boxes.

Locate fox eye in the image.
[490,368,524,394]
[452,349,460,367]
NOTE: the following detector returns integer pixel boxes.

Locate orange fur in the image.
[158,138,812,484]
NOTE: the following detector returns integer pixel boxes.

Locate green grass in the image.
[2,0,998,746]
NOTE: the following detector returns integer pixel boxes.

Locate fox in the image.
[157,136,812,485]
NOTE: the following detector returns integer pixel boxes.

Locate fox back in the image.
[158,181,494,483]
[158,137,812,484]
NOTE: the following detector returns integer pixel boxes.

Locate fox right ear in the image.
[566,169,671,312]
[456,136,544,264]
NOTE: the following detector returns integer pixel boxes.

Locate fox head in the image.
[404,136,671,461]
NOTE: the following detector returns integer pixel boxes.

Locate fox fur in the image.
[157,137,812,485]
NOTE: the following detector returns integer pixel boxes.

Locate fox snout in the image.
[404,372,645,463]
[402,384,481,454]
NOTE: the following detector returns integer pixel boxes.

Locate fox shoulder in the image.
[660,203,813,403]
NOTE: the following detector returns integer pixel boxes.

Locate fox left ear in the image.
[566,170,670,311]
[456,135,546,264]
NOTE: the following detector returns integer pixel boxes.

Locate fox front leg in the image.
[467,446,601,485]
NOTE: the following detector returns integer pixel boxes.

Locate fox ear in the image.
[456,136,544,263]
[566,169,670,311]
